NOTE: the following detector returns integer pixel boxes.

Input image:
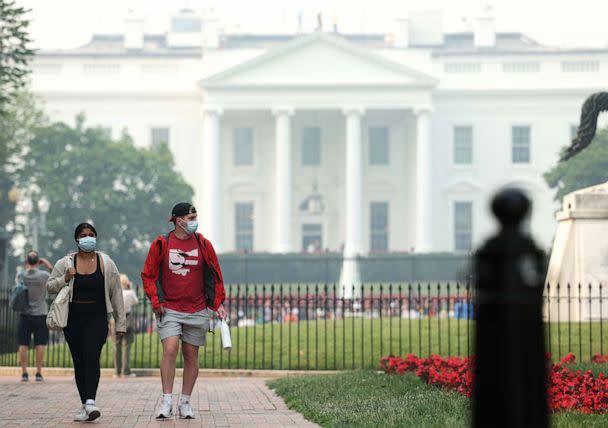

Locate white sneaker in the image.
[156,400,173,420]
[178,401,195,419]
[84,403,101,421]
[73,406,87,422]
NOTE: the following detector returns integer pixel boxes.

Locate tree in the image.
[0,0,35,115]
[544,128,608,201]
[0,0,35,252]
[0,92,44,228]
[14,115,194,281]
[0,92,43,290]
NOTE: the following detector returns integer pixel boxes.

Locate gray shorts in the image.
[156,308,212,347]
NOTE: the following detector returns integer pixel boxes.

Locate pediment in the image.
[201,33,437,89]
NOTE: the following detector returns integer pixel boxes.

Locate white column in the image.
[340,107,364,292]
[415,108,432,252]
[202,107,223,251]
[344,107,365,256]
[273,107,294,253]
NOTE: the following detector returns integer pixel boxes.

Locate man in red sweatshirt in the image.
[141,202,226,420]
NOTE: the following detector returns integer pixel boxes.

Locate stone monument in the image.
[545,92,608,321]
[545,183,608,321]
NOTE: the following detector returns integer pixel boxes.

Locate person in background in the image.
[114,274,139,377]
[18,250,53,382]
[47,222,125,423]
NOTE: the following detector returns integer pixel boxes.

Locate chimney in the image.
[473,8,496,48]
[125,11,144,50]
[167,9,204,49]
[408,10,443,46]
[393,17,410,48]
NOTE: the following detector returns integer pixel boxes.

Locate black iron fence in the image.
[0,282,606,370]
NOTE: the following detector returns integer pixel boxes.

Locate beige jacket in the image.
[46,252,126,333]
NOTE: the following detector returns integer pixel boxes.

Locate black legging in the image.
[63,306,108,403]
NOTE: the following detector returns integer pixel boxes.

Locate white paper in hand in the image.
[220,319,232,350]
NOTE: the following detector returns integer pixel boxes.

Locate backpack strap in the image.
[193,232,203,251]
[157,232,171,256]
[155,232,171,304]
[195,233,219,309]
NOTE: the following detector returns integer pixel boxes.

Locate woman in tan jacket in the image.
[47,222,125,423]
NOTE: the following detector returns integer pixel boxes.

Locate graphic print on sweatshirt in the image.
[168,248,199,276]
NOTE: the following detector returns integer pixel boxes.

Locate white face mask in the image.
[178,218,198,234]
[185,220,198,234]
[78,236,97,252]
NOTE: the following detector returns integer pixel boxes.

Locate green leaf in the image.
[544,128,608,201]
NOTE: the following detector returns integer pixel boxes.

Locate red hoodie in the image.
[141,232,225,313]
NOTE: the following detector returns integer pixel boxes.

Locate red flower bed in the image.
[381,354,473,397]
[380,353,608,414]
[592,354,608,364]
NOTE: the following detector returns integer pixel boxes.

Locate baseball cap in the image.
[169,202,197,221]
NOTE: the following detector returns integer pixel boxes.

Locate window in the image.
[170,17,202,33]
[502,62,540,73]
[370,202,389,252]
[302,127,321,165]
[561,61,599,73]
[453,126,472,164]
[32,63,62,74]
[302,224,322,253]
[369,127,389,165]
[235,203,253,252]
[151,127,170,146]
[233,127,253,166]
[444,63,481,73]
[83,64,120,74]
[454,202,472,252]
[511,126,530,164]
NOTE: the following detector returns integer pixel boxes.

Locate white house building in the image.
[30,9,608,256]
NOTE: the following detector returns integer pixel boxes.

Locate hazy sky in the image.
[17,0,608,50]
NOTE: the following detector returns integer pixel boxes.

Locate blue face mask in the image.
[186,220,198,234]
[78,236,97,252]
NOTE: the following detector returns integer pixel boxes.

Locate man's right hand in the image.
[154,305,166,315]
[64,267,76,283]
[38,258,53,270]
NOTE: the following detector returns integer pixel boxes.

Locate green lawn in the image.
[2,318,474,369]
[546,322,608,363]
[270,371,469,428]
[3,318,608,369]
[268,370,608,428]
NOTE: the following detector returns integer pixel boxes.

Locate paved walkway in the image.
[0,375,320,427]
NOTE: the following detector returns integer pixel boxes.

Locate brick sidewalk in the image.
[0,376,320,427]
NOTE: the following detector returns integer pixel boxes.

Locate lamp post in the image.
[299,179,324,215]
[299,179,324,253]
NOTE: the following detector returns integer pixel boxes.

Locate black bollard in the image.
[473,188,548,428]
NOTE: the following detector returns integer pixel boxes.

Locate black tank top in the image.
[71,253,106,313]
